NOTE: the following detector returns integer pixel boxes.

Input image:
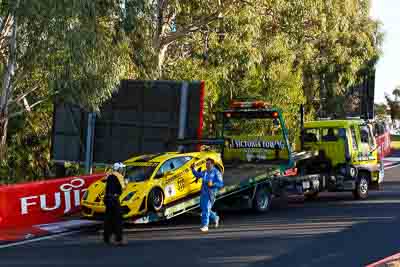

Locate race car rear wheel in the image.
[148,188,164,212]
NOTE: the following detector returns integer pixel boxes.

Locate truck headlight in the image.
[339,165,357,178]
[122,192,136,202]
[349,166,357,178]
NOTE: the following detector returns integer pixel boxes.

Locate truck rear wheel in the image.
[304,191,319,201]
[353,174,369,200]
[253,186,272,212]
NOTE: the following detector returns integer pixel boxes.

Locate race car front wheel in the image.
[148,188,164,212]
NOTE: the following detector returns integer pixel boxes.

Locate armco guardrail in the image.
[0,173,105,229]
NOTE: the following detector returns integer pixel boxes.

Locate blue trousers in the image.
[200,193,218,227]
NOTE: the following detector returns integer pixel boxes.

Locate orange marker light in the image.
[272,111,278,118]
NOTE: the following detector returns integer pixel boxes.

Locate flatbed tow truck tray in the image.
[131,164,288,224]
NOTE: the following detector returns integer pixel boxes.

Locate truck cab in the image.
[296,119,384,199]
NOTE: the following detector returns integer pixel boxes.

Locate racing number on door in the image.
[177,178,185,191]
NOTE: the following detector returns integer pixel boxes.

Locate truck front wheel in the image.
[353,174,369,200]
[253,186,272,212]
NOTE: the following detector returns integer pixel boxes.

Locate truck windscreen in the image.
[222,110,289,163]
[224,114,282,137]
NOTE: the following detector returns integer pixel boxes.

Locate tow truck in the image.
[128,100,314,224]
[88,100,383,224]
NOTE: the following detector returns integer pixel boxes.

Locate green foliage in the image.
[122,0,250,78]
[0,102,52,183]
[0,0,382,182]
[161,0,380,138]
[16,1,132,111]
[385,88,400,121]
[374,103,387,119]
[0,1,132,181]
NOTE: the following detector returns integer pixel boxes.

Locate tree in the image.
[0,0,382,181]
[162,0,381,137]
[392,86,400,101]
[0,0,19,159]
[280,0,382,117]
[121,0,252,79]
[385,88,400,122]
[374,103,387,119]
[161,1,306,138]
[0,1,131,160]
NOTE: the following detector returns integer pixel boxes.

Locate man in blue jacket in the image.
[191,158,224,232]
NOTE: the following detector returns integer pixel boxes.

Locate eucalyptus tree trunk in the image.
[0,13,17,159]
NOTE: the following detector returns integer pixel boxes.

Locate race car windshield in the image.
[124,165,157,183]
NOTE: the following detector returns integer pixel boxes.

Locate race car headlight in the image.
[122,192,136,202]
[82,190,89,201]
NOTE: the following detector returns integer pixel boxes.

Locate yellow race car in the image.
[81,151,224,219]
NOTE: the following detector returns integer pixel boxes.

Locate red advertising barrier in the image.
[0,173,105,229]
[376,132,391,159]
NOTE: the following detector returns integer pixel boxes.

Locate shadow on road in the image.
[244,209,400,267]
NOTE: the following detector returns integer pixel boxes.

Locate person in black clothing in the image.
[103,162,127,246]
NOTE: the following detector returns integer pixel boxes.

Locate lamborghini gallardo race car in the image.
[81,151,224,219]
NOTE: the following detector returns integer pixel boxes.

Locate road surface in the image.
[1,166,400,267]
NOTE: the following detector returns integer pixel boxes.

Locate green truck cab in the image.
[296,119,384,199]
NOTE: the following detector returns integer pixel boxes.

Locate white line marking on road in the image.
[0,230,80,249]
[366,252,400,267]
[385,163,400,170]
